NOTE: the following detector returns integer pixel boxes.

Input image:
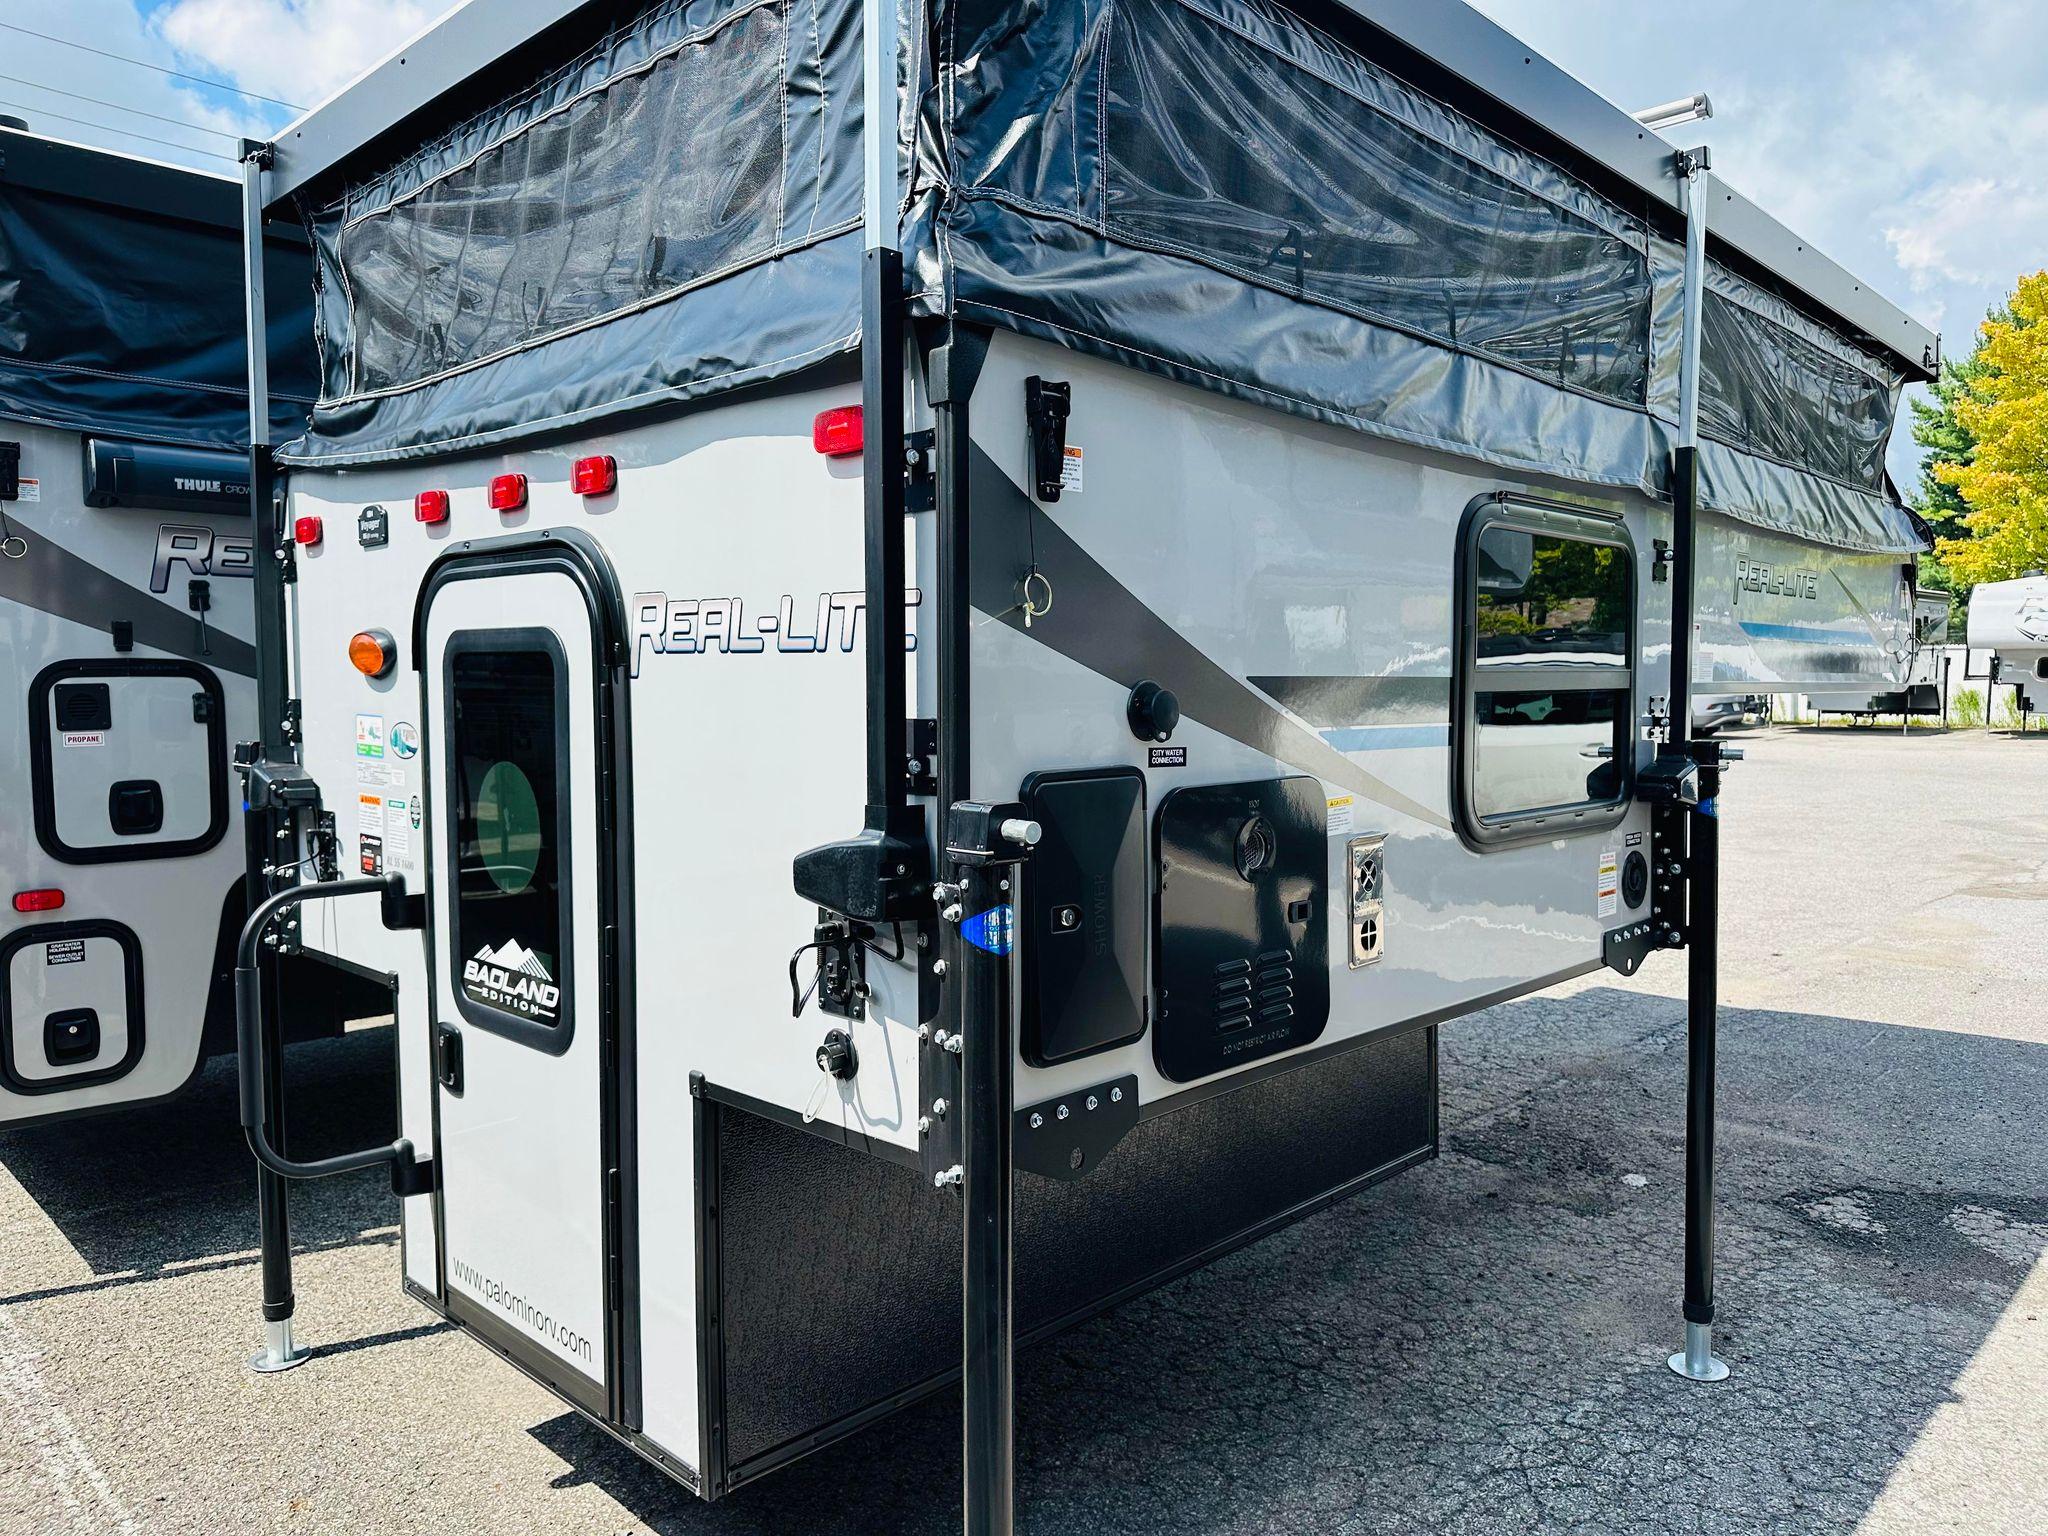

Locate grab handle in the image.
[234,873,431,1194]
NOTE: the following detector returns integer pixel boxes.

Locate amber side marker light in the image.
[349,629,397,679]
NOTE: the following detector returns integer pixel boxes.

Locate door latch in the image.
[436,1024,464,1095]
[1025,376,1071,502]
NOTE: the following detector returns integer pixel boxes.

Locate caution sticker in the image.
[1597,848,1620,918]
[1059,444,1083,494]
[1327,794,1355,836]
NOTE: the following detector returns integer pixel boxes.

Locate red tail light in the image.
[292,515,323,546]
[489,473,528,512]
[572,455,617,496]
[414,489,450,524]
[812,406,863,457]
[12,889,64,913]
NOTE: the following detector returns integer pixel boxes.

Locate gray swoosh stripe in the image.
[0,532,256,678]
[967,444,1451,831]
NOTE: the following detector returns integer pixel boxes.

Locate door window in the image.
[445,633,573,1045]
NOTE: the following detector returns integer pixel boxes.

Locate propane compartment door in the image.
[1154,775,1330,1083]
[423,564,613,1416]
[31,662,227,862]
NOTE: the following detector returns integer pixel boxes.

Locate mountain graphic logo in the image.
[472,939,553,982]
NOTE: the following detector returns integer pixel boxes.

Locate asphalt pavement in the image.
[1,724,2043,1535]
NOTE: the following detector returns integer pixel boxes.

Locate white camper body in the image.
[231,0,1938,1512]
[0,130,373,1129]
[1967,575,2048,715]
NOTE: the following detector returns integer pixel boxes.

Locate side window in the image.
[445,633,572,1046]
[1457,505,1634,844]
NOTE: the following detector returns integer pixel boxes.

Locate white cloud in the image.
[153,0,450,106]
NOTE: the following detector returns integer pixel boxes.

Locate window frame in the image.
[1453,495,1637,850]
[440,626,576,1054]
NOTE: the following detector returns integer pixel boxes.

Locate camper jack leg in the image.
[944,803,1038,1536]
[1670,740,1729,1382]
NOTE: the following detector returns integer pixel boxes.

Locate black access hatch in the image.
[1019,768,1147,1066]
[1154,775,1329,1083]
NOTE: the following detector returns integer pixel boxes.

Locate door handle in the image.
[436,1023,464,1095]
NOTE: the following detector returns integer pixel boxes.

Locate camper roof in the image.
[0,124,271,236]
[260,0,1936,380]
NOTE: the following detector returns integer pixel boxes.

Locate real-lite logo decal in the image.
[464,940,561,1021]
[1733,557,1819,603]
[630,589,921,675]
[151,524,254,593]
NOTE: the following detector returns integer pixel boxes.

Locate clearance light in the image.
[489,473,528,512]
[572,454,617,496]
[813,405,863,457]
[293,515,323,546]
[415,489,450,523]
[12,889,64,913]
[349,629,397,679]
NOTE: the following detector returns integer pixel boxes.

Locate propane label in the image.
[60,731,105,749]
[1597,848,1620,917]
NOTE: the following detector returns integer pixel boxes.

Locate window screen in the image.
[1102,0,1651,404]
[1460,511,1633,839]
[332,0,789,399]
[448,638,571,1040]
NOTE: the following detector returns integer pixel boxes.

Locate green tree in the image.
[1935,272,2048,585]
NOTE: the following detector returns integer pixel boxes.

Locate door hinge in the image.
[605,1166,625,1314]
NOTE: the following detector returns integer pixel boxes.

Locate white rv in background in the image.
[1968,574,2048,716]
[224,0,1938,1525]
[0,127,380,1129]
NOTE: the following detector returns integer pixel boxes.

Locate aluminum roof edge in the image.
[265,0,602,209]
[1330,0,1938,378]
[0,125,240,228]
[260,0,1938,380]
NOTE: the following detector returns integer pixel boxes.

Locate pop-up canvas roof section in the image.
[264,0,1936,556]
[0,127,318,451]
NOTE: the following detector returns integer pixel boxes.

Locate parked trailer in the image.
[1967,575,2048,718]
[227,0,1936,1521]
[0,127,384,1130]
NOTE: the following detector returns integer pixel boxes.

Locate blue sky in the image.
[6,0,2042,486]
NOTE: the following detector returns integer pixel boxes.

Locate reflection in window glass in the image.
[1474,527,1630,666]
[450,648,565,1028]
[1464,518,1633,830]
[1471,689,1623,819]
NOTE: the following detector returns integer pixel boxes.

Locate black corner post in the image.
[236,138,304,1376]
[942,802,1036,1536]
[1667,144,1731,1383]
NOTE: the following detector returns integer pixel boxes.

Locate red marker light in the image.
[414,489,450,524]
[489,473,528,512]
[812,405,863,457]
[293,515,323,546]
[572,455,617,496]
[12,889,64,913]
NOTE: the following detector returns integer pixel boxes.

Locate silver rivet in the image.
[1111,1086,1123,1103]
[1029,1112,1043,1129]
[1085,1094,1099,1111]
[1056,1104,1069,1120]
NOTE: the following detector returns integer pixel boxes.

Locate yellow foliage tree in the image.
[1936,271,2048,583]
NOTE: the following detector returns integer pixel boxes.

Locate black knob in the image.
[816,1027,858,1080]
[1127,679,1180,742]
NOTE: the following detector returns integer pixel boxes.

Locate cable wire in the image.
[0,100,236,161]
[0,21,305,111]
[0,73,242,141]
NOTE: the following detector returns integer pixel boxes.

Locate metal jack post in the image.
[1670,738,1729,1383]
[1665,142,1729,1385]
[943,802,1040,1536]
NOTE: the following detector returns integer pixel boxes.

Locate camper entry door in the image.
[422,563,613,1416]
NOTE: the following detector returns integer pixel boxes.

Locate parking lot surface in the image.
[2,725,2043,1535]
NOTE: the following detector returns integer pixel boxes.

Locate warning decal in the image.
[1597,848,1620,918]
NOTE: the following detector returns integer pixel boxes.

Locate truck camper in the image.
[1967,574,2048,719]
[0,126,380,1130]
[1808,587,1954,722]
[226,0,1937,1523]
